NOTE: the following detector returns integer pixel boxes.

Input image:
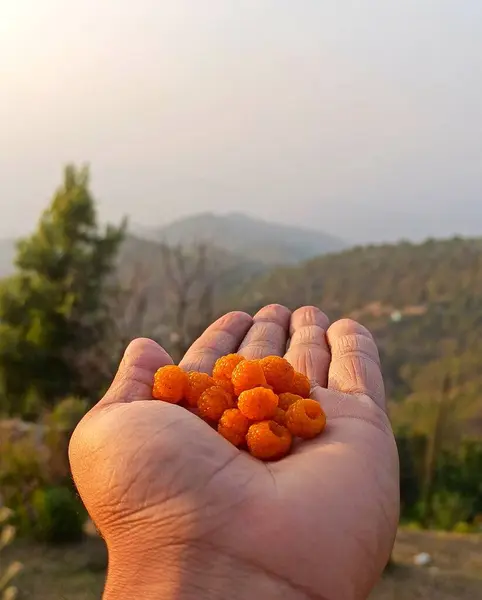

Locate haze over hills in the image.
[132,212,346,266]
[0,212,345,278]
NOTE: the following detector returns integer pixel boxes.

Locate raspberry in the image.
[238,387,279,421]
[198,386,235,422]
[214,378,235,396]
[185,372,215,407]
[289,372,311,398]
[213,354,245,382]
[278,392,303,411]
[246,421,292,461]
[232,360,267,395]
[152,365,188,403]
[260,356,295,393]
[273,408,286,426]
[218,409,250,447]
[285,399,326,439]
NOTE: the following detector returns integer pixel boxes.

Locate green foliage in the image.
[0,415,81,540]
[46,396,88,432]
[453,521,472,534]
[0,165,125,416]
[0,430,49,518]
[430,492,473,531]
[404,521,423,531]
[29,486,85,543]
[237,236,482,528]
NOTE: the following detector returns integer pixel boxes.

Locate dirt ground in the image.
[5,528,482,599]
[371,529,482,600]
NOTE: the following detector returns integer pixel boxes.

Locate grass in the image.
[4,537,106,600]
[4,528,482,599]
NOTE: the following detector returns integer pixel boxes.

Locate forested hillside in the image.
[235,237,482,523]
[236,237,482,399]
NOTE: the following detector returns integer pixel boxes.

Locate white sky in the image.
[1,0,482,242]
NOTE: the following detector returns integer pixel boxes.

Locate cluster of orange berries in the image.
[152,354,326,461]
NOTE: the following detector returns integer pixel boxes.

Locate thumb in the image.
[98,338,173,407]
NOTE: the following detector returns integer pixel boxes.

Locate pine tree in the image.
[0,165,125,416]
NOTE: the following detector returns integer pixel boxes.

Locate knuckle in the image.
[291,324,327,346]
[241,341,278,359]
[331,333,381,365]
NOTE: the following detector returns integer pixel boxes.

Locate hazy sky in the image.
[1,1,482,243]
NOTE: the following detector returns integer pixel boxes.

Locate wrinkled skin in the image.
[69,305,399,600]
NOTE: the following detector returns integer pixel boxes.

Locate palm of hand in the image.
[70,306,399,600]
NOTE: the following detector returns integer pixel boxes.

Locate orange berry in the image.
[213,354,245,382]
[185,372,215,407]
[285,399,326,439]
[246,421,292,461]
[152,365,188,403]
[289,371,311,398]
[278,392,303,411]
[232,360,267,395]
[198,386,235,422]
[215,378,235,396]
[260,356,295,393]
[218,408,250,447]
[273,407,286,426]
[238,387,278,421]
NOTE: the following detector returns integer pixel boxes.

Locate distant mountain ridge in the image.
[0,213,345,278]
[132,212,346,265]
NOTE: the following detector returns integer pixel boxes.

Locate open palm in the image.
[69,305,399,600]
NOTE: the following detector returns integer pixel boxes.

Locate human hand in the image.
[69,305,399,600]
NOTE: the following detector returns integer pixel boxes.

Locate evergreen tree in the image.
[0,165,125,416]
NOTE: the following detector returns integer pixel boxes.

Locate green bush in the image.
[0,432,49,528]
[452,521,472,534]
[30,486,86,543]
[404,520,423,531]
[431,491,473,531]
[0,418,87,542]
[46,397,88,432]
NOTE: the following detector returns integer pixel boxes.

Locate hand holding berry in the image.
[69,305,399,600]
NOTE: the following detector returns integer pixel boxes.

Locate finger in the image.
[180,311,253,374]
[238,304,291,359]
[326,318,385,411]
[99,338,173,407]
[284,306,331,387]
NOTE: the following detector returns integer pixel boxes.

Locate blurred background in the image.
[1,2,481,599]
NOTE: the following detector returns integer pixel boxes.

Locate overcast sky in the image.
[1,1,482,243]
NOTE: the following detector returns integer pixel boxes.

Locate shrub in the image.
[431,491,473,531]
[453,521,472,534]
[46,397,88,433]
[0,416,88,542]
[0,428,49,530]
[404,520,423,531]
[30,486,86,543]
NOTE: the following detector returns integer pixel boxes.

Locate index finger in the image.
[326,319,385,411]
[180,311,253,374]
[99,338,173,407]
